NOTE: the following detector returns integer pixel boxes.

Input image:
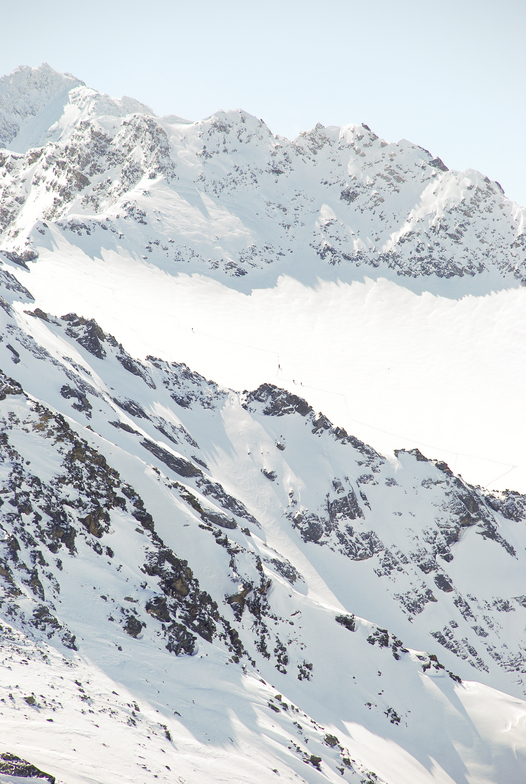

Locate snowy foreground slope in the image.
[1,65,526,783]
[1,268,526,783]
[1,65,526,490]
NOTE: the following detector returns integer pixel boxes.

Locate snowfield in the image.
[18,251,526,492]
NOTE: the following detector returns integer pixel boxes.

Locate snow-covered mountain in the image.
[2,271,526,784]
[0,64,153,154]
[1,65,526,783]
[1,65,525,287]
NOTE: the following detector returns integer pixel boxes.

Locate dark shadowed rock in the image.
[0,752,55,783]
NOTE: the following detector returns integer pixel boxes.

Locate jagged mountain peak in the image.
[0,63,84,150]
[0,63,84,104]
[1,63,524,296]
[0,63,154,154]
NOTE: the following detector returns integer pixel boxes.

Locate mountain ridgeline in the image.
[0,65,525,293]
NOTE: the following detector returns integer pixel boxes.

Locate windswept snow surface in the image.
[1,65,526,783]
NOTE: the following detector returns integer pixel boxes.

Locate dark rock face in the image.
[0,269,34,300]
[2,249,38,268]
[244,384,312,418]
[486,490,526,522]
[340,187,359,203]
[115,398,149,419]
[200,509,237,530]
[6,343,20,363]
[194,476,259,526]
[123,614,144,638]
[60,384,92,415]
[335,614,356,632]
[291,506,384,560]
[328,486,364,522]
[246,384,380,462]
[140,438,202,478]
[0,371,23,400]
[142,546,222,647]
[164,621,197,656]
[434,573,454,592]
[429,157,449,172]
[62,313,107,359]
[149,356,225,410]
[0,752,55,783]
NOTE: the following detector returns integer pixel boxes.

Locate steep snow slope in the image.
[0,65,525,492]
[1,266,526,783]
[16,253,526,492]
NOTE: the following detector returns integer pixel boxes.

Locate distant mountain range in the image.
[1,64,524,288]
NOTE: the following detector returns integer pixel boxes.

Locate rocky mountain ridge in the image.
[0,64,525,292]
[0,261,526,781]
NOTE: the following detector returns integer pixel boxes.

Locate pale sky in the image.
[1,0,525,206]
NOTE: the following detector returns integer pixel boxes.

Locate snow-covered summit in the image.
[0,63,153,154]
[0,64,83,151]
